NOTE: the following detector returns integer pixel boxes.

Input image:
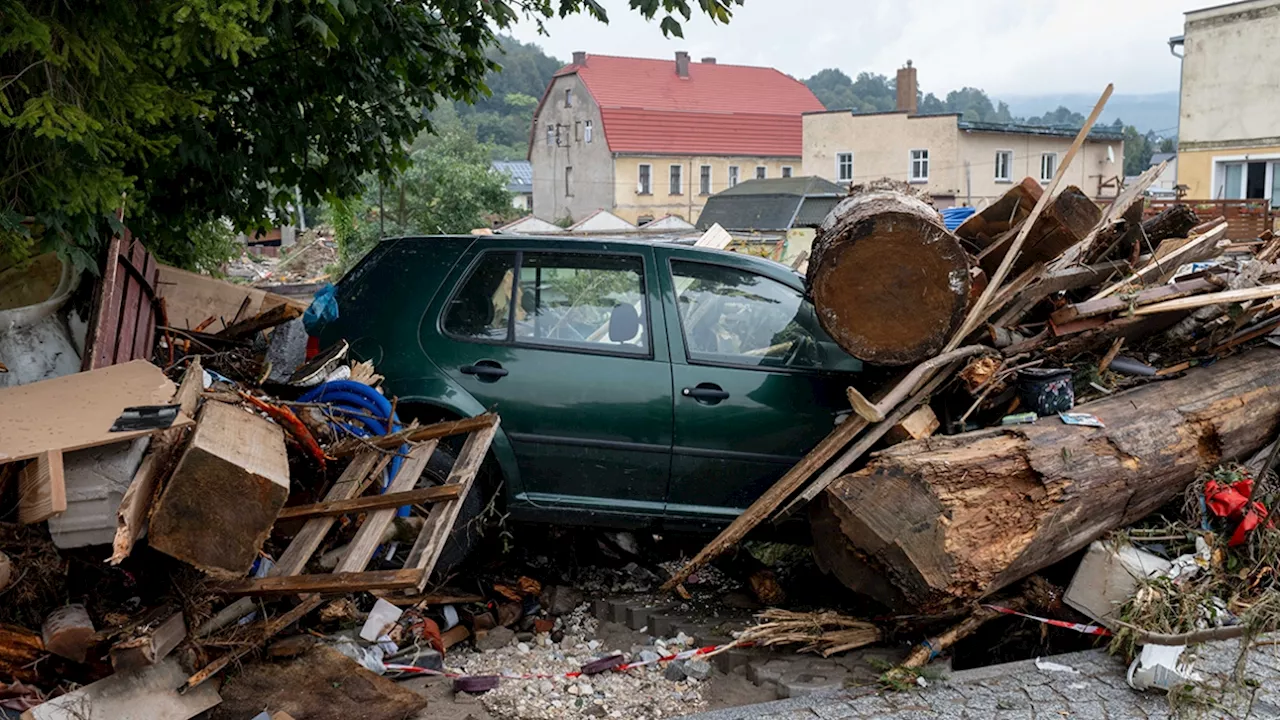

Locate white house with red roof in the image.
[528,51,825,226]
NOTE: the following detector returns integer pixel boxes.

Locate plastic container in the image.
[1016,367,1075,416]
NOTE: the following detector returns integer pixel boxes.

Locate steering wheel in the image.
[782,334,822,367]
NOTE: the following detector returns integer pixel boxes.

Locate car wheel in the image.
[411,443,487,579]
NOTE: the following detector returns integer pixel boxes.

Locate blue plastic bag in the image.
[303,283,339,335]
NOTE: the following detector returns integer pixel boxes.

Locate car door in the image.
[654,247,863,529]
[424,241,674,523]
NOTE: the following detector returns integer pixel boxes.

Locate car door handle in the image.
[682,384,730,403]
[460,363,508,379]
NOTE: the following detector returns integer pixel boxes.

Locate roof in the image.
[957,119,1125,141]
[695,176,847,231]
[641,214,696,231]
[496,215,561,234]
[492,161,533,193]
[543,54,824,157]
[568,209,637,232]
[1150,152,1177,165]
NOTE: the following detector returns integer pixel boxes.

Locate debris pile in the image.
[669,84,1280,692]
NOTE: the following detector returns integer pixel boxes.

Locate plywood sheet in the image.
[0,360,191,463]
[156,265,304,332]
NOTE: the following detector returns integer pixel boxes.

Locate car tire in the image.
[412,443,486,578]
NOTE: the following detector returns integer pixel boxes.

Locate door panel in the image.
[656,252,860,526]
[425,246,673,520]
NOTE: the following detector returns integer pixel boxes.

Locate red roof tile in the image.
[550,54,823,157]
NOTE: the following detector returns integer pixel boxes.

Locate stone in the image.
[638,650,662,664]
[664,660,688,682]
[517,642,531,653]
[586,704,607,717]
[543,585,586,616]
[538,680,554,694]
[684,658,713,681]
[475,626,516,651]
[264,317,308,383]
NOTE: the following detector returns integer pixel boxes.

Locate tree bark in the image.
[808,180,971,366]
[811,348,1280,612]
[978,186,1101,277]
[1143,204,1201,245]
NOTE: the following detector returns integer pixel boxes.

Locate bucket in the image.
[1016,367,1074,416]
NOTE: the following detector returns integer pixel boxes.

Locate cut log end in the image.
[809,184,971,366]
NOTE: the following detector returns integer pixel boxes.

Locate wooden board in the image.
[333,440,439,574]
[83,232,161,371]
[0,360,191,464]
[277,483,460,519]
[23,657,221,720]
[155,265,304,332]
[216,568,425,597]
[18,450,65,524]
[1049,277,1222,325]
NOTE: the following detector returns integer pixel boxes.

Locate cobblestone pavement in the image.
[682,635,1280,719]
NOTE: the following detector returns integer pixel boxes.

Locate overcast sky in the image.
[508,0,1203,98]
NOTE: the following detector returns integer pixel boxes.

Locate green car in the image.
[318,235,862,533]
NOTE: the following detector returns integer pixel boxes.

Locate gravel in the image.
[447,603,707,720]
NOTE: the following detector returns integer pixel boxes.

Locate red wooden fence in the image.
[1144,199,1274,241]
[81,231,162,370]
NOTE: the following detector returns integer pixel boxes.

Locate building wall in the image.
[1177,145,1280,200]
[1178,1,1280,153]
[610,155,799,224]
[801,112,961,201]
[530,74,614,224]
[957,132,1123,208]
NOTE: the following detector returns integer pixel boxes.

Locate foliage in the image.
[1120,122,1160,176]
[451,36,565,160]
[331,128,515,269]
[1,0,741,271]
[154,218,240,276]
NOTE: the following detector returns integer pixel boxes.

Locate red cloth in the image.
[1205,477,1270,546]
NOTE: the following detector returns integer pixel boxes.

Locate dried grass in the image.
[738,609,881,657]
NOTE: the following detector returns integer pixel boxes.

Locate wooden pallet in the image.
[182,414,499,692]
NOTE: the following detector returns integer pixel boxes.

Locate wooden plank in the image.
[274,451,389,576]
[83,233,125,371]
[113,239,143,367]
[333,441,439,575]
[404,421,500,591]
[26,657,221,720]
[1133,283,1280,316]
[18,450,65,524]
[109,612,186,673]
[215,568,426,597]
[155,264,303,332]
[0,360,191,464]
[949,84,1113,347]
[277,483,461,520]
[215,302,304,340]
[181,595,325,693]
[1049,277,1221,325]
[110,358,205,564]
[329,414,498,456]
[1089,223,1229,301]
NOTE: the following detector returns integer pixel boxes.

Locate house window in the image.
[994,150,1013,183]
[637,164,651,195]
[909,149,929,182]
[574,121,581,142]
[584,120,593,144]
[564,88,573,107]
[836,152,853,182]
[728,165,740,188]
[700,165,712,195]
[756,166,767,180]
[669,164,683,195]
[555,124,563,147]
[1217,160,1280,206]
[1040,153,1057,183]
[782,166,793,178]
[546,125,554,146]
[564,166,573,196]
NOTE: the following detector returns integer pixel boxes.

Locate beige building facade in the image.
[1173,1,1280,204]
[802,111,1124,208]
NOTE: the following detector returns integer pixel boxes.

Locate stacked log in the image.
[807,181,971,366]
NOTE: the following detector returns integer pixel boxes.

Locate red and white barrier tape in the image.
[983,604,1112,637]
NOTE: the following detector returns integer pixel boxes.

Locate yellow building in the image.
[802,64,1124,208]
[1172,1,1280,204]
[528,52,825,226]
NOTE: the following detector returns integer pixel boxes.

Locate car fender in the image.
[393,377,523,499]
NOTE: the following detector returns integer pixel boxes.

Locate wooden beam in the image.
[1089,223,1229,301]
[1133,283,1280,316]
[948,84,1113,348]
[277,484,461,520]
[333,441,439,575]
[215,568,426,597]
[329,414,498,456]
[215,302,303,340]
[18,450,65,524]
[845,386,885,422]
[181,594,325,693]
[1049,277,1221,325]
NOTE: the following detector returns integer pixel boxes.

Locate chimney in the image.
[675,51,690,78]
[701,57,716,64]
[572,51,587,66]
[896,60,918,115]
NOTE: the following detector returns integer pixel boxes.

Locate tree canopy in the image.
[1,0,741,269]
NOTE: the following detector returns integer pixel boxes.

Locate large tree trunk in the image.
[811,348,1280,612]
[977,186,1101,277]
[808,180,971,366]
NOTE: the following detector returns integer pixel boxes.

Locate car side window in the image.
[443,251,518,341]
[670,260,860,372]
[514,252,648,355]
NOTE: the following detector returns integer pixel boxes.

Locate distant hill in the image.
[999,92,1179,136]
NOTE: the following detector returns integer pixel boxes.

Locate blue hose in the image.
[300,380,413,516]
